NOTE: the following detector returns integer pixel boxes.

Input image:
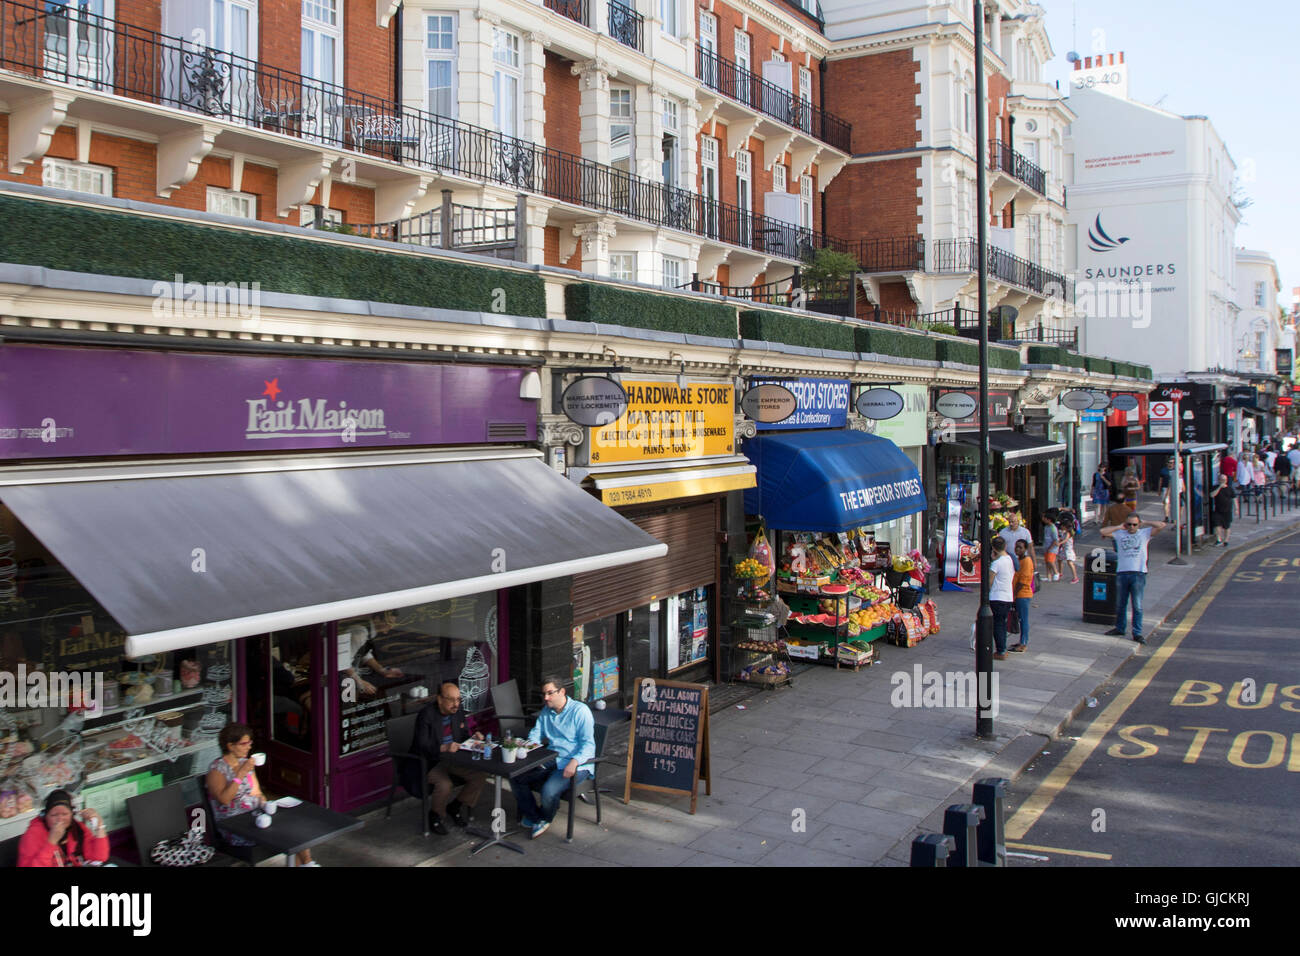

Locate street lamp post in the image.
[974,0,994,738]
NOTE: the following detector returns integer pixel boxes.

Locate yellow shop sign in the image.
[590,381,734,464]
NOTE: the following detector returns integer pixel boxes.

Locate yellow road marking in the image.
[1006,841,1113,860]
[1004,531,1299,841]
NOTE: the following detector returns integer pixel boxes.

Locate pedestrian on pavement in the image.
[1210,472,1235,547]
[1253,455,1268,487]
[1100,513,1169,645]
[1273,447,1292,488]
[1057,523,1079,583]
[988,537,1015,660]
[1092,463,1113,508]
[1010,540,1034,652]
[1287,445,1300,491]
[1041,512,1060,581]
[1158,458,1174,521]
[1221,450,1238,484]
[996,511,1034,570]
[1121,467,1141,512]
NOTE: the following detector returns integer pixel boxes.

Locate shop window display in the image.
[336,592,500,759]
[0,506,235,838]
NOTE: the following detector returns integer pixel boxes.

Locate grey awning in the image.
[1112,443,1228,457]
[0,449,666,657]
[953,430,1067,466]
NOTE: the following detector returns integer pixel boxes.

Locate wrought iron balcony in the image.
[607,0,643,52]
[989,140,1047,197]
[350,192,522,261]
[543,0,588,27]
[680,270,855,318]
[838,236,926,274]
[0,0,840,262]
[696,46,851,153]
[932,238,1073,300]
[952,308,1079,349]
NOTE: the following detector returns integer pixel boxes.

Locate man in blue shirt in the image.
[510,676,595,839]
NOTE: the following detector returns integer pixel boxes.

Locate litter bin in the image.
[1081,547,1119,624]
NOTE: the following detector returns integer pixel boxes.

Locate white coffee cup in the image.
[252,752,267,766]
[255,813,272,828]
[262,800,277,815]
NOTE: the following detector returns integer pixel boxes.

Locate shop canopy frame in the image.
[1111,442,1227,555]
[951,430,1067,466]
[742,430,927,532]
[0,448,668,658]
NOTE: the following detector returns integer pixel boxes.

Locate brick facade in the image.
[543,52,581,158]
[824,49,920,154]
[824,156,921,244]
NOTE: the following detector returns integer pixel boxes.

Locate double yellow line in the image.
[1004,531,1297,842]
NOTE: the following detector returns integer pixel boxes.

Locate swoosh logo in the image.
[1087,214,1130,253]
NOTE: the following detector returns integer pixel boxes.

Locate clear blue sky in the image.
[1041,0,1298,307]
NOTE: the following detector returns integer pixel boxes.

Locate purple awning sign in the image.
[0,344,537,460]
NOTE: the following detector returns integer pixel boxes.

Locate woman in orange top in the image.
[1010,540,1034,652]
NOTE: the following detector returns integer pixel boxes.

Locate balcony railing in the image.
[952,308,1079,349]
[932,238,1073,300]
[0,0,834,262]
[543,0,587,27]
[681,269,856,318]
[839,236,926,273]
[696,46,851,153]
[989,140,1047,197]
[350,192,522,261]
[607,0,643,52]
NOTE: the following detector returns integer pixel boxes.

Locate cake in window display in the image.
[458,646,489,713]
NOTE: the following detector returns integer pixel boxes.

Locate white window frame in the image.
[492,28,522,139]
[301,0,342,85]
[659,0,677,37]
[299,204,343,227]
[44,0,114,90]
[734,30,751,104]
[698,10,717,51]
[207,186,256,219]
[43,157,113,196]
[1255,282,1267,308]
[800,174,813,229]
[736,148,752,243]
[701,135,719,237]
[773,162,787,193]
[425,13,456,120]
[609,253,636,282]
[661,255,684,289]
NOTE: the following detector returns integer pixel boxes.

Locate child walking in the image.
[1058,523,1079,583]
[1041,513,1061,582]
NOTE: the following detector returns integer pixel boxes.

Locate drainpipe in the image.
[819,57,829,240]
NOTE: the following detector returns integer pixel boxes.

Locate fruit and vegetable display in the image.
[735,640,784,653]
[738,660,791,682]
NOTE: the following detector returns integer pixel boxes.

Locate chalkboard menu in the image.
[623,678,710,813]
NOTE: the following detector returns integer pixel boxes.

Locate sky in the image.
[1040,0,1299,308]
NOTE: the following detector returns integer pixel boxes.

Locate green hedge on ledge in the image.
[990,344,1022,370]
[739,309,856,352]
[567,283,737,338]
[854,326,936,361]
[0,195,548,317]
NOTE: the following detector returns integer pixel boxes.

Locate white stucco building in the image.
[1233,249,1282,374]
[1064,54,1242,378]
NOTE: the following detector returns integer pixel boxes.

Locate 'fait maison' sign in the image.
[590,382,734,464]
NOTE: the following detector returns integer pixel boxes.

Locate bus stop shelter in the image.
[1111,442,1227,552]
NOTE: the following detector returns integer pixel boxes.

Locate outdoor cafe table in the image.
[217,799,364,866]
[439,744,556,856]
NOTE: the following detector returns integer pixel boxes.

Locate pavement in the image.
[308,490,1300,868]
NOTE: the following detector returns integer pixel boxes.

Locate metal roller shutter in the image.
[571,500,719,625]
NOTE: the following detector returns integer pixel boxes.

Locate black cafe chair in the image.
[490,679,541,739]
[128,780,241,867]
[384,713,431,836]
[561,721,612,843]
[199,775,276,864]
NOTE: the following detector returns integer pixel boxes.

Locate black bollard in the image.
[972,777,1008,866]
[942,803,985,867]
[910,832,955,867]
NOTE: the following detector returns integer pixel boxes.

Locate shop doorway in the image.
[244,625,329,805]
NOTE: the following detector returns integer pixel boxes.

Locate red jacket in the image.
[18,815,110,867]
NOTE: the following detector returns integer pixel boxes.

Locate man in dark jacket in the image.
[406,680,488,835]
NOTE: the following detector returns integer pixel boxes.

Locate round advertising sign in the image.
[1090,390,1112,410]
[1149,401,1171,418]
[561,376,629,427]
[741,384,798,423]
[935,392,978,420]
[855,387,905,421]
[1110,394,1139,412]
[1060,389,1095,411]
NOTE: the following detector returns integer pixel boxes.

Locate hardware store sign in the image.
[589,381,734,464]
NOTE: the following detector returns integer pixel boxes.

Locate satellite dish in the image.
[1066,51,1080,63]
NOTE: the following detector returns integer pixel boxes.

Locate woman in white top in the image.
[988,537,1016,659]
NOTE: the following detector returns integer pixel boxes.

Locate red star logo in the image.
[262,378,282,401]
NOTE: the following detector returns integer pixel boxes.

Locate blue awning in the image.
[743,431,927,531]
